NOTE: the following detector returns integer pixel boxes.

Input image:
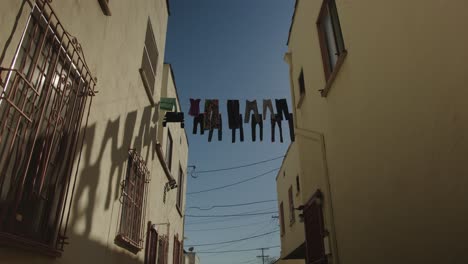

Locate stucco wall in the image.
[276,143,305,261]
[0,0,188,263]
[287,0,468,263]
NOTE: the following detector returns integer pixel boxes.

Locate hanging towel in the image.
[160,98,178,112]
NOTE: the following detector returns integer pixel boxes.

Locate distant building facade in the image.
[0,1,188,264]
[183,251,200,264]
[281,0,468,264]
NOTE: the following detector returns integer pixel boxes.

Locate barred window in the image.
[145,222,158,264]
[172,235,183,264]
[116,149,150,252]
[0,1,96,255]
[157,235,168,264]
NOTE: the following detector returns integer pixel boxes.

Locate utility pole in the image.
[256,248,269,264]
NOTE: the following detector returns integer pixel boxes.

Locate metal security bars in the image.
[116,149,150,251]
[0,0,96,255]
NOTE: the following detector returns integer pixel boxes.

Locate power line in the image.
[186,211,277,218]
[185,230,279,247]
[187,168,279,195]
[188,199,277,210]
[185,207,277,225]
[190,155,284,176]
[196,245,280,254]
[185,220,271,232]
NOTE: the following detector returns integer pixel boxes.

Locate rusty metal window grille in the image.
[172,235,181,264]
[0,0,96,255]
[145,221,158,264]
[116,149,150,251]
[157,235,168,264]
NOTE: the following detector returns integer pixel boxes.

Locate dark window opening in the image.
[145,222,158,264]
[279,202,285,236]
[299,69,306,96]
[140,18,159,104]
[176,166,183,211]
[165,131,173,172]
[296,175,301,193]
[288,186,296,224]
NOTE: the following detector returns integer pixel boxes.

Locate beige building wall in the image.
[276,143,305,264]
[0,1,188,264]
[286,0,468,264]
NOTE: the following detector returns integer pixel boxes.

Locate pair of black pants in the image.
[193,114,204,135]
[251,114,263,142]
[275,99,290,120]
[287,113,295,142]
[208,114,222,142]
[227,100,242,129]
[231,114,244,143]
[271,114,283,143]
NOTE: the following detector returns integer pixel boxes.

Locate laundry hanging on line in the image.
[187,98,295,143]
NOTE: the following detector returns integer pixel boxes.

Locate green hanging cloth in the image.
[159,97,177,112]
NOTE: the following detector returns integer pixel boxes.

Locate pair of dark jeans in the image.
[231,114,244,143]
[271,114,283,143]
[193,114,204,135]
[208,114,222,142]
[251,114,263,142]
[227,100,242,129]
[275,99,290,121]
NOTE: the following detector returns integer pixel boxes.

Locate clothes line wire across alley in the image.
[185,206,278,225]
[185,230,280,247]
[188,155,284,178]
[188,199,277,210]
[187,168,280,195]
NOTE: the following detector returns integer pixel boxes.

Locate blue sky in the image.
[165,1,295,263]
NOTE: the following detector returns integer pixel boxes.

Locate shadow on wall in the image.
[0,232,144,264]
[71,105,158,237]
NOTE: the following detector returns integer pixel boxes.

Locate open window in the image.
[317,0,346,97]
[140,18,159,105]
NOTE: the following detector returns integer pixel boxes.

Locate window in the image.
[176,166,184,211]
[165,131,173,172]
[116,150,150,252]
[288,186,296,224]
[97,0,112,16]
[317,0,346,96]
[298,69,306,96]
[157,236,169,264]
[173,235,182,264]
[140,18,159,105]
[296,175,301,193]
[0,2,96,254]
[145,222,158,264]
[279,202,285,236]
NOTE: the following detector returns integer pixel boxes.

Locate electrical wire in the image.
[185,220,271,232]
[189,155,284,177]
[185,207,277,225]
[196,245,280,254]
[185,230,279,247]
[188,199,277,210]
[187,168,279,195]
[185,211,277,218]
